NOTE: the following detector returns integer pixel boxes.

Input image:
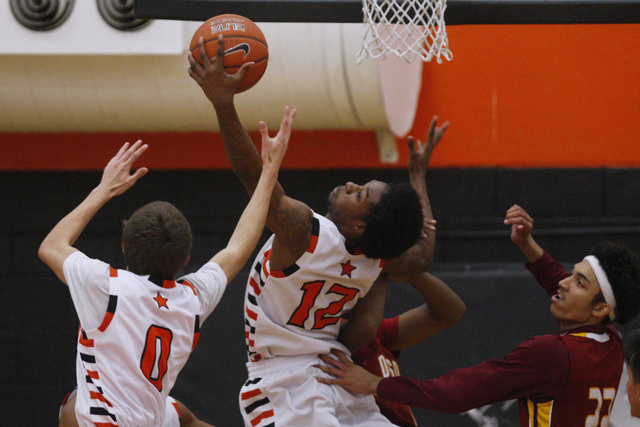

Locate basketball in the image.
[190,14,268,93]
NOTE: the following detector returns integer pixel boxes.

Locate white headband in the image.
[584,255,616,321]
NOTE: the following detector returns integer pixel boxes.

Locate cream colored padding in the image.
[1,21,423,161]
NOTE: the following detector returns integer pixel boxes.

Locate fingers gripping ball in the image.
[190,14,268,93]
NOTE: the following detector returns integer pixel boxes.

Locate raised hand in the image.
[407,115,449,175]
[187,35,253,107]
[504,204,534,245]
[259,106,297,170]
[504,204,545,263]
[98,140,148,198]
[38,140,148,282]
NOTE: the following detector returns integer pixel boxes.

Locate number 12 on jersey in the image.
[288,280,359,330]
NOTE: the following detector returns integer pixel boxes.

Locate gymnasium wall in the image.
[3,166,640,425]
[412,24,640,168]
[2,21,640,426]
[2,24,639,170]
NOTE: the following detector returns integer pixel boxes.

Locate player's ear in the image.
[183,255,191,267]
[591,302,612,320]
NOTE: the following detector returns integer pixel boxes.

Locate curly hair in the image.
[359,183,423,260]
[591,241,640,325]
[122,201,192,279]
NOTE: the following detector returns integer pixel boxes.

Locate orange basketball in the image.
[190,14,268,93]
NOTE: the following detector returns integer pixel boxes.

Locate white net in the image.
[357,0,452,63]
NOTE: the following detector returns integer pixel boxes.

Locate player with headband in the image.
[317,204,640,427]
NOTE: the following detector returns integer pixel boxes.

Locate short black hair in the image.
[359,183,423,260]
[625,329,640,383]
[592,241,640,325]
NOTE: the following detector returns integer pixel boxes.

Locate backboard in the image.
[135,0,640,24]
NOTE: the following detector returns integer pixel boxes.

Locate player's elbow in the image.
[449,300,466,325]
[403,254,434,277]
[428,301,466,331]
[441,301,466,327]
[414,256,433,274]
[38,241,54,265]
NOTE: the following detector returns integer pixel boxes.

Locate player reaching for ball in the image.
[346,119,466,427]
[39,133,289,426]
[189,36,441,426]
[317,204,640,427]
[189,14,269,93]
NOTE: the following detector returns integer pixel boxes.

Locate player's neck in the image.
[558,317,606,332]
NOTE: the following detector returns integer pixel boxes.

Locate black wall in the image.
[3,167,640,426]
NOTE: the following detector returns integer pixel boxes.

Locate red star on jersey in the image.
[341,260,356,278]
[154,292,169,309]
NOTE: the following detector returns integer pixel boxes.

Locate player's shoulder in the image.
[64,250,103,267]
[311,212,345,246]
[501,334,571,381]
[179,263,226,288]
[63,250,110,279]
[521,333,565,348]
[516,333,569,362]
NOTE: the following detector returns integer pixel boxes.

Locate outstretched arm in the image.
[188,36,313,269]
[188,35,263,192]
[504,204,569,297]
[338,269,465,354]
[210,116,290,283]
[383,116,448,277]
[393,272,465,351]
[38,141,148,284]
[318,336,570,415]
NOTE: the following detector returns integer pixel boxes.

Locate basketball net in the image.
[357,0,452,63]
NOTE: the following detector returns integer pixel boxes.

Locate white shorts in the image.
[61,388,181,426]
[239,354,393,427]
[163,396,180,427]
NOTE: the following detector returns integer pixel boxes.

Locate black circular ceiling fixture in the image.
[97,0,150,31]
[10,0,75,31]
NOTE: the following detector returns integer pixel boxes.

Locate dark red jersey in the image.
[377,251,624,427]
[352,316,418,426]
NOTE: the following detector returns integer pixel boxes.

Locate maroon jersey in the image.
[524,329,622,426]
[351,317,418,427]
[377,251,624,427]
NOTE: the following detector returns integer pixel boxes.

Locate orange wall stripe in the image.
[407,24,640,168]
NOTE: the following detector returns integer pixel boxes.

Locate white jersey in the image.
[244,212,384,362]
[63,251,226,427]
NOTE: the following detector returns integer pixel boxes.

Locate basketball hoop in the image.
[357,0,452,63]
